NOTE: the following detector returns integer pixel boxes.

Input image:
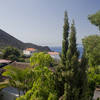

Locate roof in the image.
[9,61,31,69]
[8,62,55,72]
[0,59,11,64]
[25,48,36,51]
[48,52,59,55]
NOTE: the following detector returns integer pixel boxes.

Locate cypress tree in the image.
[77,53,88,100]
[66,20,78,60]
[63,21,89,100]
[61,11,69,66]
[54,11,69,98]
[63,20,79,100]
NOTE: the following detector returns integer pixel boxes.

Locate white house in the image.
[48,52,60,60]
[23,48,37,57]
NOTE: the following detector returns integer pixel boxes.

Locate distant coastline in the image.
[50,44,83,58]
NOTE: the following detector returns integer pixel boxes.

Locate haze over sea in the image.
[50,44,83,58]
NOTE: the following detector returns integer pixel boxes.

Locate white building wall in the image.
[50,55,60,60]
[23,50,37,57]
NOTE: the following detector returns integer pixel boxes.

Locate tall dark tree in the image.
[77,53,88,100]
[61,11,69,66]
[66,20,78,59]
[63,21,89,100]
[63,20,79,100]
[54,11,69,98]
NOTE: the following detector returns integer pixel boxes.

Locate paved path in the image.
[93,89,100,100]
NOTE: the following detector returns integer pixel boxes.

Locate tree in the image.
[55,18,89,100]
[17,66,57,100]
[82,36,100,100]
[2,47,24,62]
[77,53,89,100]
[82,35,100,67]
[2,66,34,96]
[61,11,69,66]
[54,11,69,98]
[16,53,57,100]
[63,20,79,100]
[54,63,65,97]
[88,66,100,100]
[88,11,100,30]
[30,52,54,67]
[64,21,89,100]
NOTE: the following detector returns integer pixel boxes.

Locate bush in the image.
[2,47,25,62]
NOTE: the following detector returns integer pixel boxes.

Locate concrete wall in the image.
[0,91,17,100]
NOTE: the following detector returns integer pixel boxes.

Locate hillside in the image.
[0,29,51,51]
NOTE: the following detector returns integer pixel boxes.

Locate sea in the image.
[50,44,83,58]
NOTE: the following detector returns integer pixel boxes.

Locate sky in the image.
[0,0,100,47]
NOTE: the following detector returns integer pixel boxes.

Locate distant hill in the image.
[0,29,51,51]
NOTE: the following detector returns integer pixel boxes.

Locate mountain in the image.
[0,29,51,51]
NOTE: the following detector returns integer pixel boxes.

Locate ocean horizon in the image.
[50,44,83,58]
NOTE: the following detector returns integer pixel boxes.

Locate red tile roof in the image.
[48,52,59,55]
[0,59,11,64]
[26,48,36,51]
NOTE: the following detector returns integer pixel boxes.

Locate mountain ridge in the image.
[0,29,51,51]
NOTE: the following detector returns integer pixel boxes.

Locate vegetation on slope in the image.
[0,29,51,51]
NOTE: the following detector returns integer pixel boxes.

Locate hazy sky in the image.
[0,0,100,46]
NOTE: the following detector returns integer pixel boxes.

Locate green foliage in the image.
[63,21,80,100]
[54,11,69,98]
[17,53,57,100]
[67,21,78,59]
[82,35,100,67]
[48,93,57,100]
[1,11,96,100]
[54,63,65,97]
[61,21,89,100]
[77,54,88,100]
[55,19,88,100]
[88,66,100,85]
[63,83,67,100]
[2,47,24,62]
[0,81,8,90]
[83,35,100,99]
[61,11,69,65]
[30,52,53,67]
[88,66,100,99]
[82,34,100,99]
[88,11,100,30]
[17,66,57,100]
[2,66,34,95]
